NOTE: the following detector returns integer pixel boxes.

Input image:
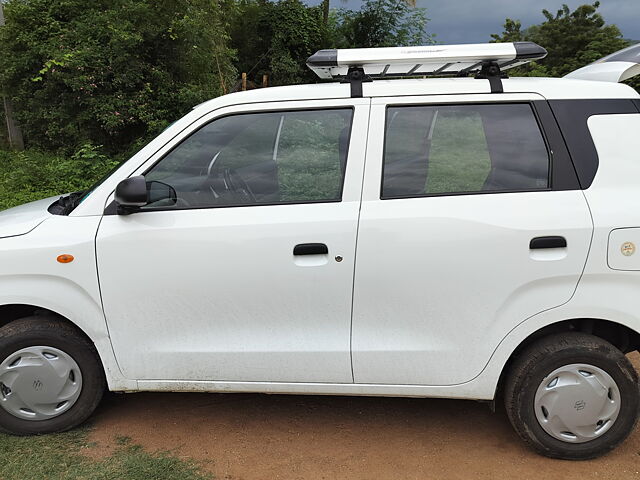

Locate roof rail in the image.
[307,42,547,97]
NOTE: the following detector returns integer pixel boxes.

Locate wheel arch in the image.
[495,318,640,401]
[0,302,135,391]
[0,304,95,344]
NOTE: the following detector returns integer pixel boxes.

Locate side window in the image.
[144,109,352,209]
[382,104,550,198]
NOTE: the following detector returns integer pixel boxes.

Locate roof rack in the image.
[307,42,547,97]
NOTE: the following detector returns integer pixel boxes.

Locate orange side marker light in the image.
[57,254,75,264]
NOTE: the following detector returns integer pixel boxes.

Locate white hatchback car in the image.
[1,42,640,460]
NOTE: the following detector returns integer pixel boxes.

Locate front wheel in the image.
[0,316,105,435]
[504,332,640,460]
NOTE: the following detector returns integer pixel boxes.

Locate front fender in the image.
[0,215,136,390]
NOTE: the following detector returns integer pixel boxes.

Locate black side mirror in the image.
[115,176,148,214]
[115,176,178,215]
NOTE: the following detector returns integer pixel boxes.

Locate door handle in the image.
[530,236,567,249]
[293,243,328,256]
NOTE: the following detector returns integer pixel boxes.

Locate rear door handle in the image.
[293,243,328,256]
[530,236,567,249]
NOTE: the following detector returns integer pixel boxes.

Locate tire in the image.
[0,316,105,435]
[504,332,640,460]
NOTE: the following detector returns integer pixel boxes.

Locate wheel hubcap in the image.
[0,346,83,421]
[534,363,620,443]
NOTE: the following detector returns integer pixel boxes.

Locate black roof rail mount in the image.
[341,67,372,98]
[475,61,508,94]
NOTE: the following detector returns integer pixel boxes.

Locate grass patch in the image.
[427,111,490,194]
[0,428,211,480]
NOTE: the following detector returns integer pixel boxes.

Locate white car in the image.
[1,42,640,460]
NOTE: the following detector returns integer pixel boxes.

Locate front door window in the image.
[144,109,353,209]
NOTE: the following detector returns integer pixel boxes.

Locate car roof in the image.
[196,76,640,112]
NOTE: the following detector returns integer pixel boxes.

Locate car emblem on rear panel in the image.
[621,242,636,256]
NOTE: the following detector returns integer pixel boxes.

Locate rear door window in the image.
[382,103,550,198]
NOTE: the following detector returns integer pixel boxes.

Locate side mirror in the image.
[147,180,177,206]
[115,176,148,214]
[115,176,178,215]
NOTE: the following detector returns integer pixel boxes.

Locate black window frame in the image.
[105,106,355,215]
[379,101,573,200]
[548,99,639,189]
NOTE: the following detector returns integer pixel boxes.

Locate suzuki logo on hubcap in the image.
[574,400,586,411]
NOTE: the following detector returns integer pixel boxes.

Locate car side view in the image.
[1,41,640,460]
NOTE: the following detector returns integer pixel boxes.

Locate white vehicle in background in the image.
[1,41,640,460]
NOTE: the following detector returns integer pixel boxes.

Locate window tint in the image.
[382,104,549,198]
[144,109,352,209]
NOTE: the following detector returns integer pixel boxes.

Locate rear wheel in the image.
[504,332,640,459]
[0,316,105,435]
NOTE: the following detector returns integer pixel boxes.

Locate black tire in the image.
[0,316,105,435]
[504,332,640,460]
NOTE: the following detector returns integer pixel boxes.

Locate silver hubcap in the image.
[0,346,83,421]
[534,363,621,443]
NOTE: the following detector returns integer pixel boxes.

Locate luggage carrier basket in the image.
[306,42,547,97]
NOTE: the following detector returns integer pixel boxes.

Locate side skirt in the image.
[129,380,494,400]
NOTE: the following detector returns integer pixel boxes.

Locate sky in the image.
[305,0,640,44]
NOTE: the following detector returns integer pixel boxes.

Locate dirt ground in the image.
[87,354,640,480]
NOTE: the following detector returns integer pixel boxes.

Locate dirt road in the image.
[88,354,640,480]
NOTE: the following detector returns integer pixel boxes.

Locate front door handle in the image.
[294,243,328,256]
[530,236,567,249]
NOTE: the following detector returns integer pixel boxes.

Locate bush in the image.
[0,0,235,155]
[0,146,119,211]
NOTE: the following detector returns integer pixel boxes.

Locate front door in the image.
[352,95,593,385]
[96,100,369,383]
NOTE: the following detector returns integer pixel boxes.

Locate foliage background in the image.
[0,0,637,211]
[0,0,236,156]
[490,1,640,92]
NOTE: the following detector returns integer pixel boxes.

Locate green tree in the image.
[229,0,328,87]
[0,0,235,155]
[335,0,432,49]
[491,2,629,78]
[0,101,6,148]
[228,0,432,88]
[264,0,327,85]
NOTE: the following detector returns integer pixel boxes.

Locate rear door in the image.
[352,94,593,386]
